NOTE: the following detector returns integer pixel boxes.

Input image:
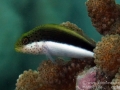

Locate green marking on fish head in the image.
[15,26,42,53]
[15,34,29,52]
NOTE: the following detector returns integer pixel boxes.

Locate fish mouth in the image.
[15,47,20,52]
[15,47,23,53]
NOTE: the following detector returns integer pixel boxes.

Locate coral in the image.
[95,68,113,90]
[86,0,120,89]
[76,67,112,90]
[15,69,40,90]
[94,34,120,76]
[76,66,97,90]
[111,68,120,90]
[61,21,96,46]
[37,59,66,90]
[15,58,95,90]
[37,58,95,90]
[42,58,94,90]
[86,0,120,35]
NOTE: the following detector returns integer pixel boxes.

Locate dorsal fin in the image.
[60,21,96,47]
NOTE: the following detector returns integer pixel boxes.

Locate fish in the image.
[15,23,96,61]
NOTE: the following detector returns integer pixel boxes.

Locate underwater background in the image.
[0,0,119,90]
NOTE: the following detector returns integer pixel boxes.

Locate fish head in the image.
[15,29,43,54]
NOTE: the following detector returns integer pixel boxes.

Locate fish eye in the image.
[22,37,29,45]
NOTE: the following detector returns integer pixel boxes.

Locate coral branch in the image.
[86,0,120,35]
[111,68,120,90]
[15,58,95,90]
[94,34,120,76]
[15,69,40,90]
